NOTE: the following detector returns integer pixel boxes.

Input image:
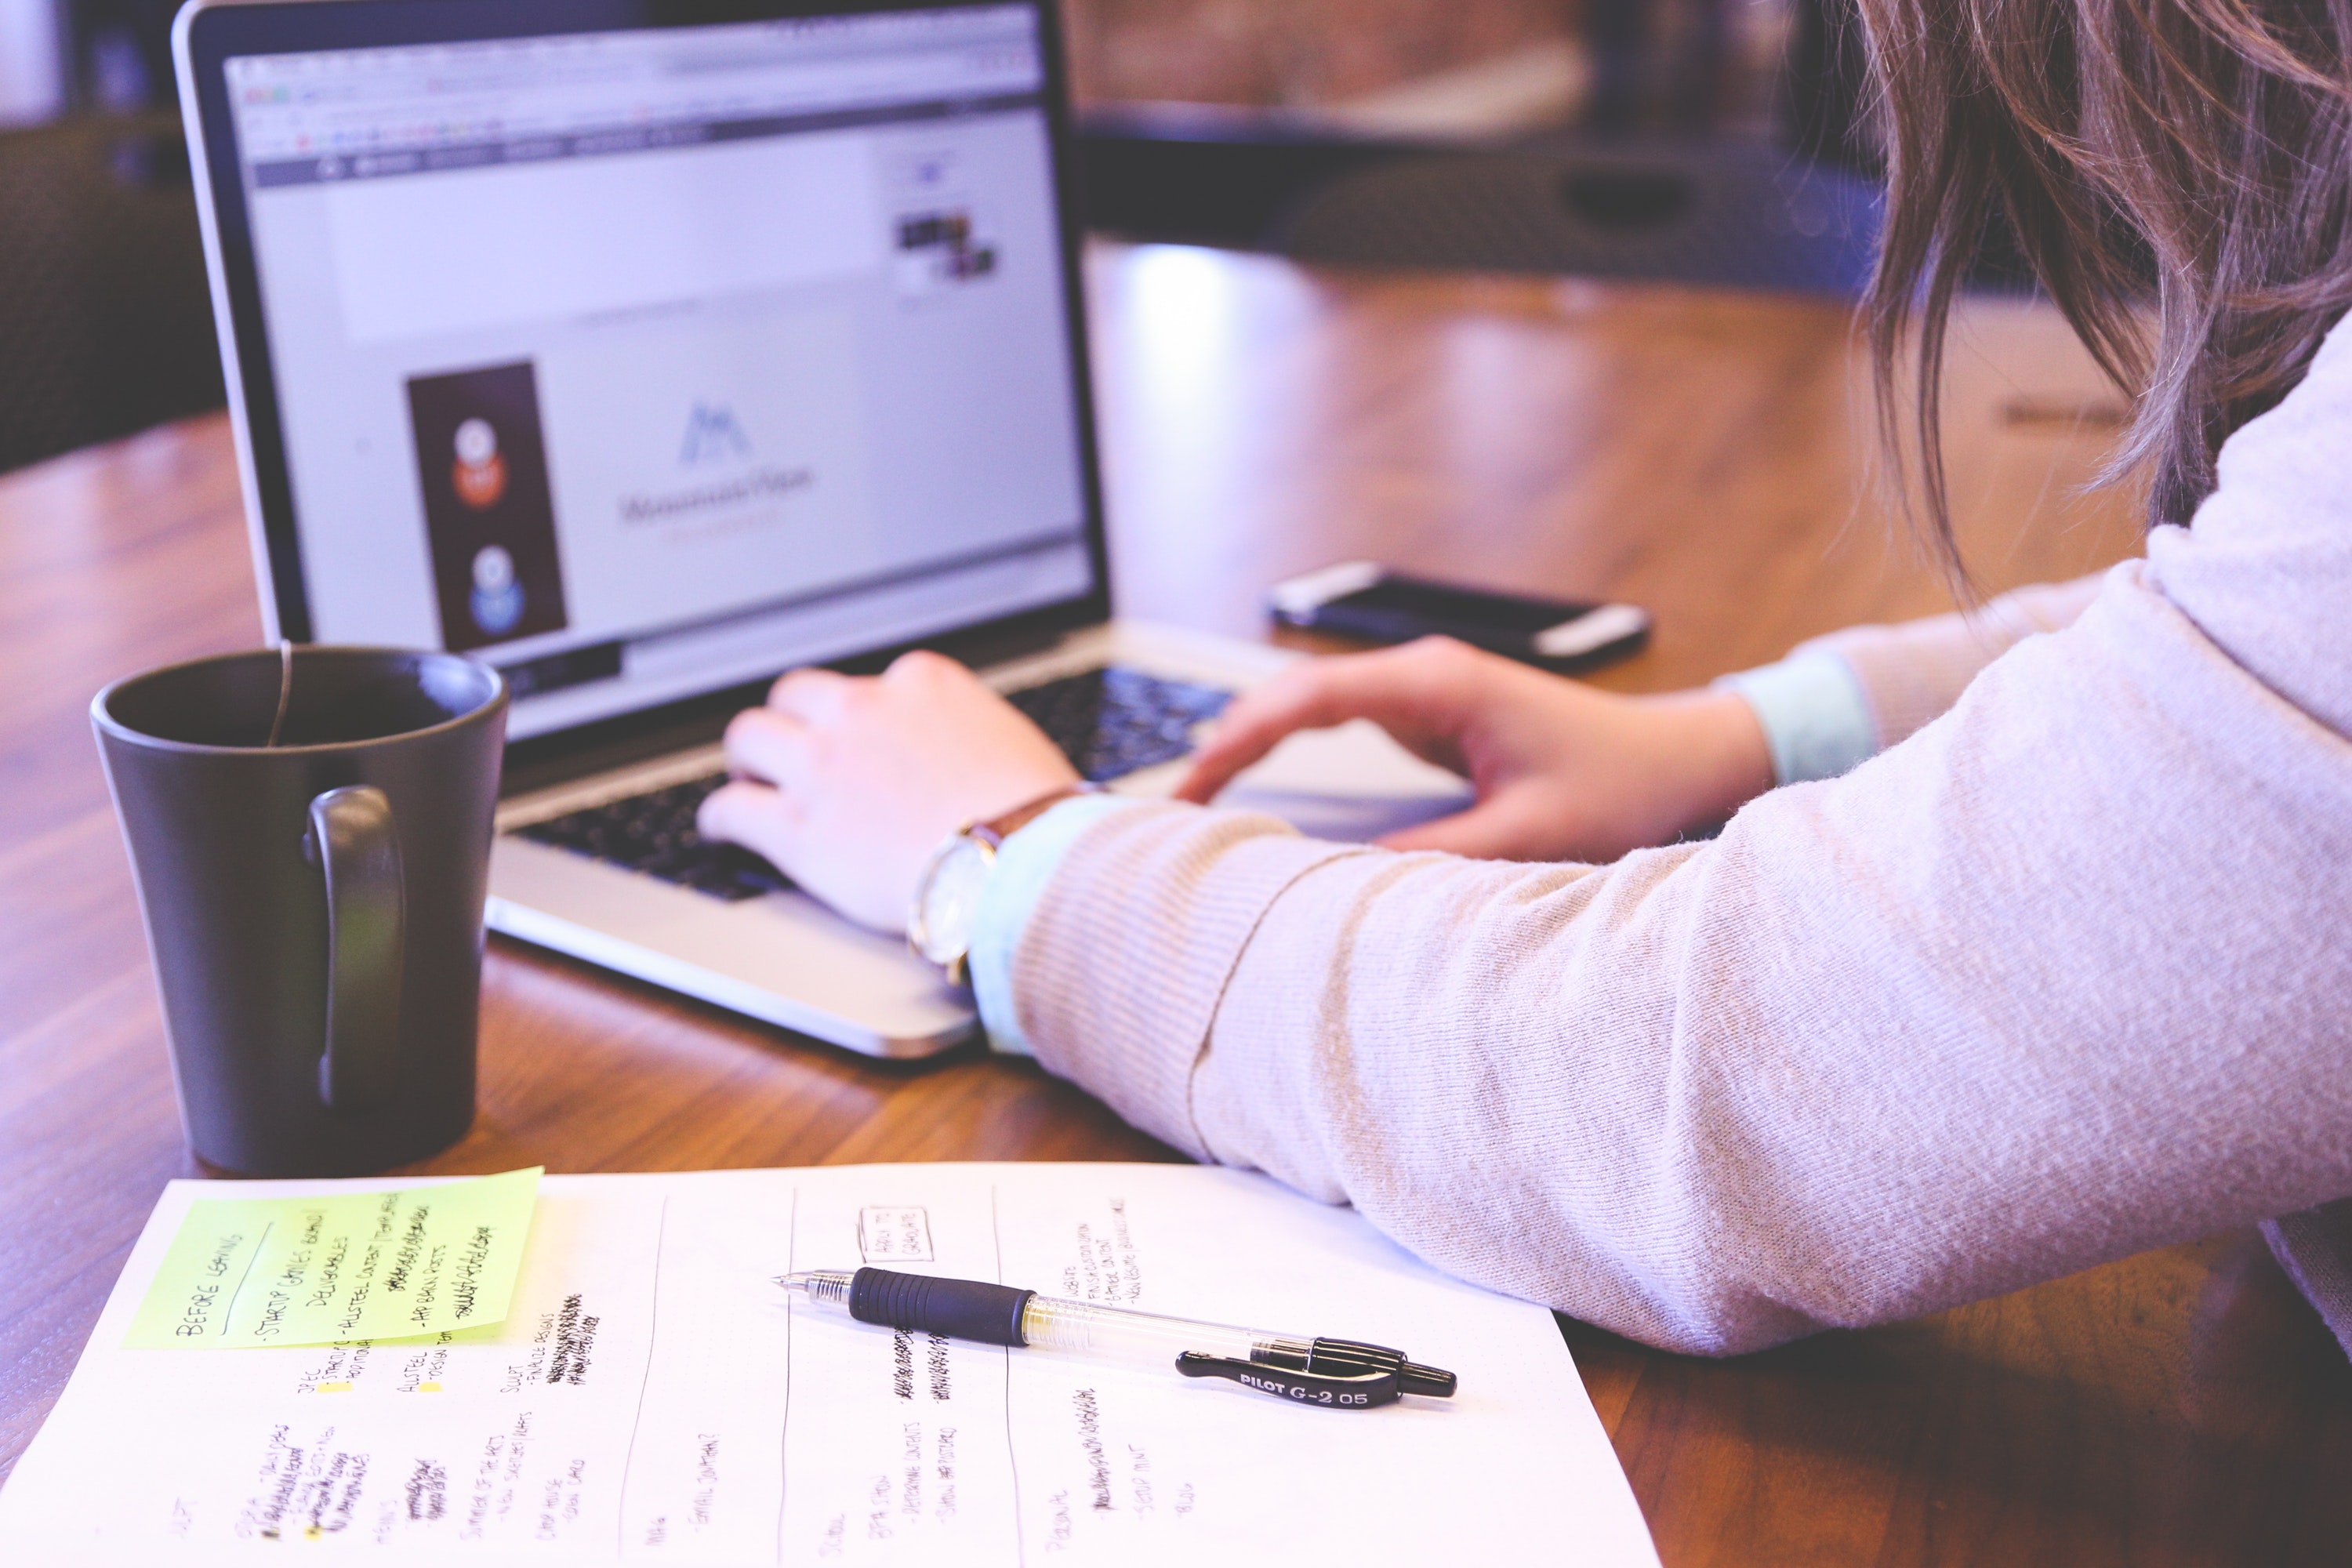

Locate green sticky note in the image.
[124,1167,542,1349]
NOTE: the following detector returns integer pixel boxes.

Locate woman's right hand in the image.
[1174,637,1777,863]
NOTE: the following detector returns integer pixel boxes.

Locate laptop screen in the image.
[212,2,1094,739]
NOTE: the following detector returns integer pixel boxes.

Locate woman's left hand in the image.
[696,651,1080,934]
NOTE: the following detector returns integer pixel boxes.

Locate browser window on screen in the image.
[224,4,1092,738]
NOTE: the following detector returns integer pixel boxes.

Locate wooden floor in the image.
[2,241,2346,1563]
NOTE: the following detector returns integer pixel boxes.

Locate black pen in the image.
[775,1267,1457,1410]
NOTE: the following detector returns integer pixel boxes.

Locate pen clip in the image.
[1174,1352,1401,1410]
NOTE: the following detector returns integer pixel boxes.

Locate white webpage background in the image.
[324,132,886,346]
[246,114,1083,651]
[0,1164,1661,1566]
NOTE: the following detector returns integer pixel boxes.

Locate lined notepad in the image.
[0,1163,1658,1566]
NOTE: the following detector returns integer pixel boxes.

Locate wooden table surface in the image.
[4,241,2347,1563]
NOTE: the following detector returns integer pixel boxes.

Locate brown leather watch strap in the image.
[975,782,1102,848]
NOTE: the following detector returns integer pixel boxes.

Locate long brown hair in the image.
[1859,0,2352,565]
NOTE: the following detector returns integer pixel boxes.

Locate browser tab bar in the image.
[227,7,1043,170]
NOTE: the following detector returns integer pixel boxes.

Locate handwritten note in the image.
[122,1168,541,1349]
[5,1165,1659,1565]
[858,1204,935,1262]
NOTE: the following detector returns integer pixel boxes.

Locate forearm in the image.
[1786,574,2107,752]
[1711,576,2107,796]
[1012,577,2352,1354]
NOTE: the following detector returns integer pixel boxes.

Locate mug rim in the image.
[91,644,509,757]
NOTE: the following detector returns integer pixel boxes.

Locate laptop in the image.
[175,0,1471,1058]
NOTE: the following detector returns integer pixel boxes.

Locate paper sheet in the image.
[124,1170,541,1349]
[0,1164,1660,1566]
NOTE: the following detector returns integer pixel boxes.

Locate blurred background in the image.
[0,0,1883,474]
[1065,0,1809,143]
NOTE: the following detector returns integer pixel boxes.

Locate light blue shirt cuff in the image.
[1715,649,1878,786]
[968,793,1145,1056]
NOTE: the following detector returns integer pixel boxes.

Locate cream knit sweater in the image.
[1004,318,2352,1355]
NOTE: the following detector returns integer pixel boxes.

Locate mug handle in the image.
[307,786,405,1112]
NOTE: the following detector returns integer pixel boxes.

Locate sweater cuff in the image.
[970,794,1148,1056]
[1715,649,1878,786]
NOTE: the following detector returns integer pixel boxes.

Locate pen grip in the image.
[849,1268,1036,1348]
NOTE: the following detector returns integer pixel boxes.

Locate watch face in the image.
[913,837,993,969]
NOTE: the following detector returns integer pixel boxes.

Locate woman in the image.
[698,0,2352,1353]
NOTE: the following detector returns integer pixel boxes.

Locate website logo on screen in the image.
[679,403,752,466]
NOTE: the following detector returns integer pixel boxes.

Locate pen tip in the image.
[770,1269,848,1305]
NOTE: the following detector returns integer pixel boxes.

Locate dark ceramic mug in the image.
[93,646,506,1175]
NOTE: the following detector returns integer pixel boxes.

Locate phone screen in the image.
[1326,577,1596,637]
[1275,567,1647,671]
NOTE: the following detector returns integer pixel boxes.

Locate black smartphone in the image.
[1269,562,1651,672]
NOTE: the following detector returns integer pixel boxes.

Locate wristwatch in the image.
[907,782,1100,985]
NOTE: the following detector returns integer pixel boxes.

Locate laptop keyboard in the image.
[1004,665,1232,784]
[515,773,793,903]
[512,666,1232,903]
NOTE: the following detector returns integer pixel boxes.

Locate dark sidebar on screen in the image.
[407,361,571,653]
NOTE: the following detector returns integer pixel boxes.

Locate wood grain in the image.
[2,240,2345,1563]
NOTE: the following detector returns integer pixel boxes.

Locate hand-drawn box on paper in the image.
[857,1206,934,1263]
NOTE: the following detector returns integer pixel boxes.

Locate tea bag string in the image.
[265,639,294,748]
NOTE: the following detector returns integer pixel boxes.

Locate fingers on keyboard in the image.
[513,668,1232,902]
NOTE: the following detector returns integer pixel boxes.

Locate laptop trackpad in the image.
[1217,719,1473,844]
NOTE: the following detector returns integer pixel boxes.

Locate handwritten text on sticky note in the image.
[124,1168,541,1349]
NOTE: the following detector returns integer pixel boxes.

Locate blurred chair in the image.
[0,112,223,474]
[1270,140,1883,296]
